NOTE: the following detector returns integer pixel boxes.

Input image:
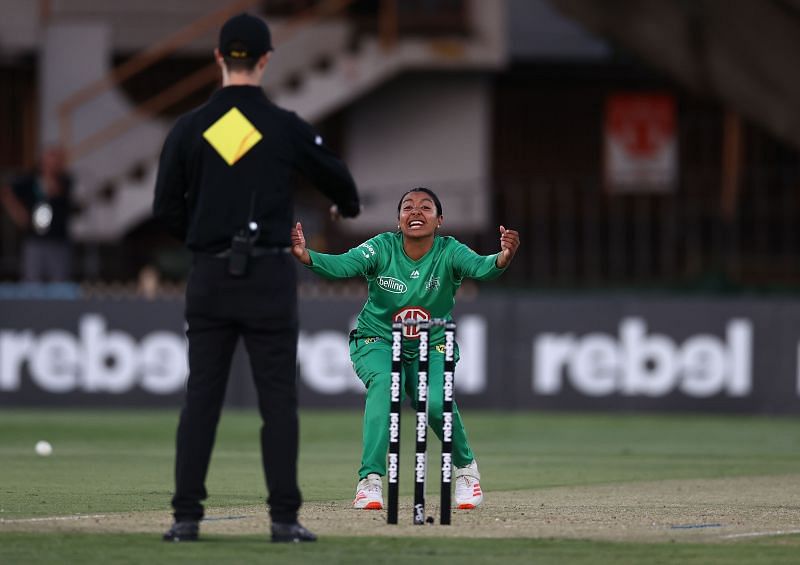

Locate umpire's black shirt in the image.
[153,85,360,252]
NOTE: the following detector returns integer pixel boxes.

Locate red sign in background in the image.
[605,93,678,191]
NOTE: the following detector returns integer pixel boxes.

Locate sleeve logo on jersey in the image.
[377,276,407,294]
[393,307,430,339]
[202,107,263,166]
[359,242,376,260]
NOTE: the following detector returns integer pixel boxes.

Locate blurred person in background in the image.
[136,265,161,300]
[290,187,520,512]
[0,146,74,282]
[153,12,360,543]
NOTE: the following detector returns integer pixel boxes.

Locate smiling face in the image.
[398,190,443,240]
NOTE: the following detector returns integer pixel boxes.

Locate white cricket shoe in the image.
[353,473,384,510]
[454,460,483,509]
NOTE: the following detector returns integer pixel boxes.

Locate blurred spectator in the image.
[137,265,161,300]
[0,146,75,282]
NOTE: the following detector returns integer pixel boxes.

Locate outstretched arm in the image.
[291,223,380,279]
[451,227,519,281]
[495,225,520,269]
[291,221,312,265]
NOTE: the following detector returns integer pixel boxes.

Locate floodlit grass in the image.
[2,533,800,565]
[1,409,800,564]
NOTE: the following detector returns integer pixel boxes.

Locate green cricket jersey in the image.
[307,232,505,346]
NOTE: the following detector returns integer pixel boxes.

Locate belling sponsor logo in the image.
[0,315,187,395]
[533,318,752,398]
[377,276,407,294]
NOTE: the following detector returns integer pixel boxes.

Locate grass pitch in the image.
[1,409,799,564]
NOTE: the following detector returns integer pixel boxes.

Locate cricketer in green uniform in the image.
[291,187,520,510]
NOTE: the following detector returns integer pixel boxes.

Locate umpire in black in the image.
[153,12,360,543]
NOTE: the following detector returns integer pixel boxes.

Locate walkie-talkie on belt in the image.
[228,192,259,277]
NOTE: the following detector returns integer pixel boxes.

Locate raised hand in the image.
[291,221,312,265]
[496,225,520,269]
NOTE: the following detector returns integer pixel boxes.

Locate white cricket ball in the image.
[35,440,53,457]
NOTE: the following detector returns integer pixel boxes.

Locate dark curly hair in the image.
[396,187,443,217]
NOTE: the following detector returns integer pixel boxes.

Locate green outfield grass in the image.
[1,408,800,564]
[2,533,800,565]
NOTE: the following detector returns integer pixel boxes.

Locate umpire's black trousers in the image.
[171,251,302,524]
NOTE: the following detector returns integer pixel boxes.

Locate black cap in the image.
[219,13,272,59]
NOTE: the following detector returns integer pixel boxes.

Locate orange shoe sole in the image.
[363,501,383,510]
[457,503,476,510]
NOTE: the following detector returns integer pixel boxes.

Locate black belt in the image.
[208,246,290,258]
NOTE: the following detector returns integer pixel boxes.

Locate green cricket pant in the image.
[349,335,475,480]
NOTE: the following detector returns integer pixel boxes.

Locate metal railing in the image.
[495,166,800,290]
[56,0,359,162]
[54,0,475,163]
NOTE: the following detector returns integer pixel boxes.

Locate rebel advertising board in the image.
[1,295,799,413]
